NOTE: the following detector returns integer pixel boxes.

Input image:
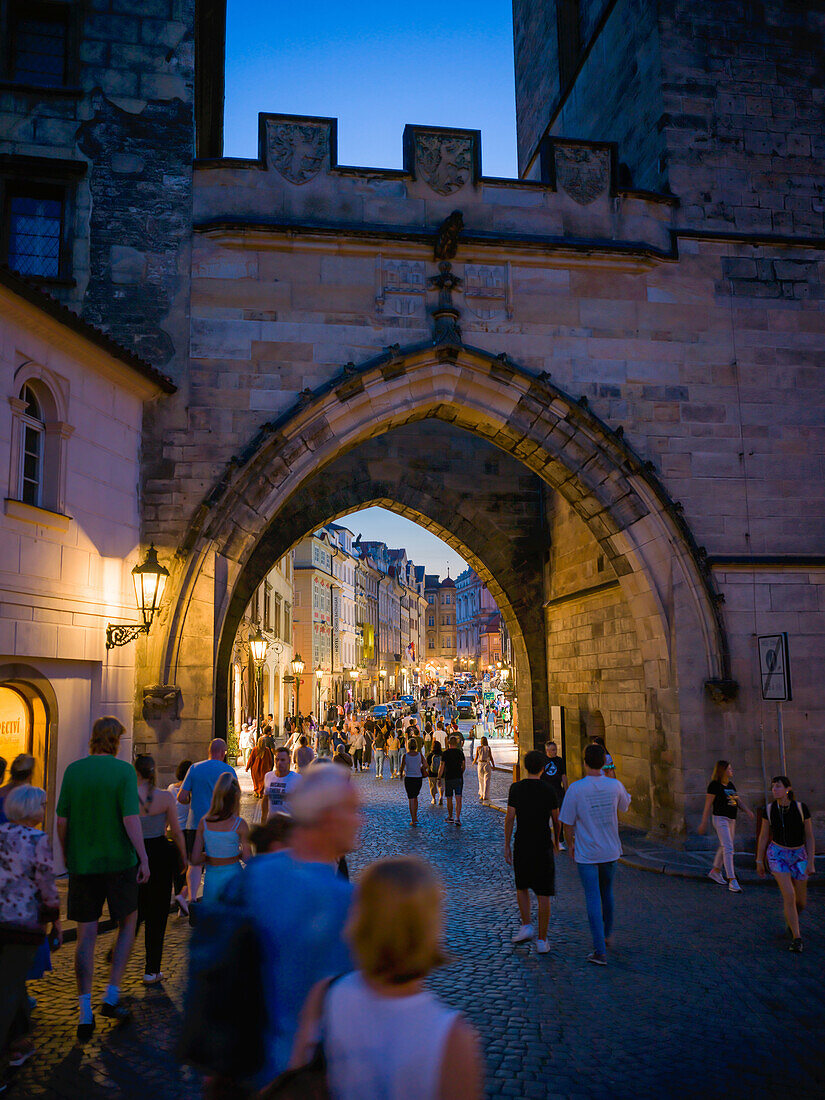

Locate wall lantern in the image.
[249,627,268,666]
[291,654,305,677]
[106,544,170,649]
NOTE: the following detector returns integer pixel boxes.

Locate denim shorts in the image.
[445,777,464,798]
[766,842,808,880]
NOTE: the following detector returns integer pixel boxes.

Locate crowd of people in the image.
[0,706,817,1095]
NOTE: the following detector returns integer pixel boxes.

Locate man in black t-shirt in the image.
[541,741,567,849]
[505,749,560,954]
[438,736,466,825]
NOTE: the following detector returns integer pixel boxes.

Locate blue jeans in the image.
[388,750,400,775]
[576,860,617,956]
[374,750,386,778]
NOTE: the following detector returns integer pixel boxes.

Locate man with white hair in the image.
[243,763,359,1086]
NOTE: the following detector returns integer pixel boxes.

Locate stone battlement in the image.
[194,115,677,261]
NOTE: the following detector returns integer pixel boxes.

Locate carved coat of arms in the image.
[554,146,610,205]
[267,122,328,184]
[414,134,473,196]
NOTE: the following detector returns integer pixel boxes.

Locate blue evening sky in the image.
[226,3,515,574]
[224,0,518,177]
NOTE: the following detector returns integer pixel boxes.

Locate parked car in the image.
[399,694,418,714]
[456,695,477,718]
[372,704,389,719]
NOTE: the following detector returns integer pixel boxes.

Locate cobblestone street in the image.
[12,766,825,1099]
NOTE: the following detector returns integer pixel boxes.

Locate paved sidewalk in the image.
[10,764,825,1098]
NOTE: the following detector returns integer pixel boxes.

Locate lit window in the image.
[18,384,44,505]
[6,189,65,279]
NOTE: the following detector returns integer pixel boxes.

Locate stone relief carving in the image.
[464,263,511,320]
[554,146,611,205]
[375,256,427,317]
[142,685,182,724]
[267,121,328,184]
[414,134,473,196]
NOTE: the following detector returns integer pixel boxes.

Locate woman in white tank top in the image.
[290,857,482,1100]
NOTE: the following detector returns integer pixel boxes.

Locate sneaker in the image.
[76,1018,95,1044]
[708,869,726,886]
[790,938,803,954]
[559,841,567,852]
[536,939,550,954]
[174,893,190,916]
[100,1002,132,1025]
[728,879,743,893]
[587,952,608,966]
[143,973,164,985]
[8,1041,36,1067]
[512,923,535,944]
[430,798,436,805]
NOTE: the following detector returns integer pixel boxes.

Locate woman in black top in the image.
[757,776,816,953]
[697,759,754,892]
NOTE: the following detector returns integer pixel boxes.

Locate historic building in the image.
[456,566,503,669]
[2,1,824,834]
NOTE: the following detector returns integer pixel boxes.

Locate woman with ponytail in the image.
[756,776,815,954]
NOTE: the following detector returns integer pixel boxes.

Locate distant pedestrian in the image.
[261,747,301,823]
[373,723,387,779]
[134,755,188,984]
[698,759,754,893]
[56,716,149,1041]
[756,775,815,953]
[0,785,61,1084]
[177,740,236,903]
[474,737,495,803]
[349,726,365,772]
[0,753,35,823]
[400,738,428,827]
[427,740,444,806]
[560,743,631,965]
[504,750,559,954]
[290,857,482,1100]
[387,730,402,778]
[190,773,250,902]
[241,767,359,1087]
[541,741,568,849]
[293,735,316,773]
[439,736,466,826]
[247,733,275,797]
[167,759,193,912]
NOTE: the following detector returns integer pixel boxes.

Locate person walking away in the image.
[261,747,301,823]
[290,857,482,1100]
[240,767,359,1089]
[697,759,754,892]
[400,738,428,826]
[167,759,193,912]
[134,755,188,984]
[439,736,466,826]
[56,716,149,1040]
[756,775,816,953]
[362,724,373,771]
[541,741,568,849]
[588,736,616,778]
[559,742,631,965]
[0,786,61,1086]
[474,737,495,804]
[247,733,275,798]
[349,727,365,773]
[316,723,331,759]
[386,729,402,778]
[373,723,387,779]
[504,750,559,954]
[190,773,251,902]
[177,740,236,903]
[428,740,444,806]
[0,753,35,823]
[293,735,316,773]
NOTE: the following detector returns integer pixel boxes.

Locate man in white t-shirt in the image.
[560,742,631,967]
[261,747,301,823]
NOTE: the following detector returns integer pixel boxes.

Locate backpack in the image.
[177,872,268,1080]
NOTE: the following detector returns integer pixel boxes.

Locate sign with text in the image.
[0,686,28,763]
[758,633,792,701]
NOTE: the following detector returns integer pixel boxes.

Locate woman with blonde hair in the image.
[190,773,251,901]
[291,857,482,1099]
[473,736,495,804]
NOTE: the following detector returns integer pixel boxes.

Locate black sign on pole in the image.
[757,633,792,702]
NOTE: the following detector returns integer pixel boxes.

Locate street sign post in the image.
[757,633,791,774]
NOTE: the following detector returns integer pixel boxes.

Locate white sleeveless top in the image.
[324,972,457,1100]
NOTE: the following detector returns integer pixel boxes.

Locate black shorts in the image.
[67,866,139,924]
[404,777,423,798]
[183,828,197,859]
[513,846,555,896]
[445,777,464,798]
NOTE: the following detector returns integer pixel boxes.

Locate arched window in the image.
[18,384,44,505]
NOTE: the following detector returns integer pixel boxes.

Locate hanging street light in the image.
[106,544,170,649]
[249,626,268,735]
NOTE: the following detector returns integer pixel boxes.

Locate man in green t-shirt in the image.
[56,716,149,1043]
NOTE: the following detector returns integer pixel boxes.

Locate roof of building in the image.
[440,576,456,588]
[480,611,501,633]
[424,573,441,588]
[0,264,177,394]
[414,565,425,582]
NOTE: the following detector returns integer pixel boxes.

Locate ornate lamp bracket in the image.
[106,622,149,650]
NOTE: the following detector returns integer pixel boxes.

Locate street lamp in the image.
[106,544,170,649]
[292,653,305,717]
[315,667,324,720]
[379,668,387,703]
[249,627,268,735]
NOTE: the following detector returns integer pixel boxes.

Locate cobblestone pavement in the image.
[12,766,825,1099]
